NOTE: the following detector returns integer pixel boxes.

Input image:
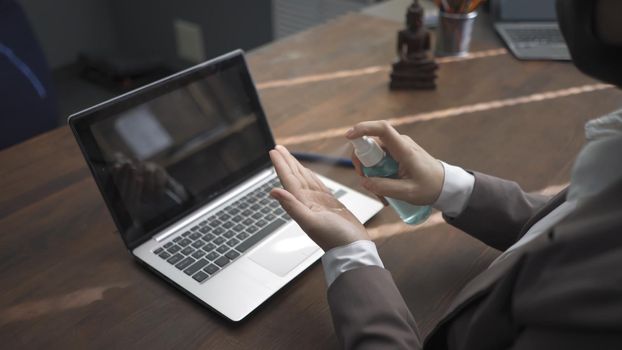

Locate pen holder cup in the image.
[435,10,477,57]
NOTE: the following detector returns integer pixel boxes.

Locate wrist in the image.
[429,159,445,204]
[322,240,384,287]
[432,162,474,217]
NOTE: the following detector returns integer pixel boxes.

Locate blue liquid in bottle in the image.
[352,136,431,225]
[362,156,431,225]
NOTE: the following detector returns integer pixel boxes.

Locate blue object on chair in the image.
[0,0,58,150]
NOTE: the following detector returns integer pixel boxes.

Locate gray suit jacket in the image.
[327,172,622,349]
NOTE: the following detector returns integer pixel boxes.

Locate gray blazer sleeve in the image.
[327,266,422,350]
[444,172,550,250]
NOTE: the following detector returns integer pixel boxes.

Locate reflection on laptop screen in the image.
[498,0,557,21]
[88,62,273,245]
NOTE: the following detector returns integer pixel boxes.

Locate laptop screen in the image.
[497,0,557,21]
[70,52,275,249]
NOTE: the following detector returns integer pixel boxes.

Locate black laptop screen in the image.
[70,53,274,249]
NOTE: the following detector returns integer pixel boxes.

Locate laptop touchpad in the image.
[248,227,319,277]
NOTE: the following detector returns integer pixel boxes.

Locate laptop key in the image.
[173,236,182,243]
[192,271,209,282]
[223,230,235,239]
[189,232,202,240]
[184,259,209,275]
[213,227,225,235]
[154,247,164,254]
[213,237,225,245]
[164,242,174,249]
[246,226,258,234]
[176,257,195,270]
[199,227,210,234]
[159,251,171,259]
[242,218,254,226]
[226,238,240,247]
[233,224,244,232]
[168,245,181,254]
[167,253,183,265]
[264,214,275,222]
[202,243,216,252]
[191,240,205,248]
[236,232,249,240]
[202,233,215,242]
[204,264,219,274]
[256,219,267,227]
[236,218,286,252]
[214,255,230,268]
[206,252,220,261]
[225,250,240,260]
[179,238,192,247]
[182,231,191,237]
[216,245,229,254]
[181,247,195,255]
[222,222,234,229]
[192,250,206,259]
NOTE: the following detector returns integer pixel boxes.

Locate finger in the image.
[275,147,328,192]
[275,145,308,187]
[345,120,409,158]
[270,149,301,192]
[270,188,313,223]
[401,134,415,145]
[361,176,414,202]
[306,169,330,193]
[301,167,325,192]
[376,194,389,206]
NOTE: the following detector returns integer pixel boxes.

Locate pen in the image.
[291,152,354,168]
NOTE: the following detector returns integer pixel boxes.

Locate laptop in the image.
[491,0,570,60]
[68,50,383,321]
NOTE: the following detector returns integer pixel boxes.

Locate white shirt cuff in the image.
[432,161,475,218]
[321,240,384,288]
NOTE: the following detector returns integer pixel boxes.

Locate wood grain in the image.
[1,12,621,349]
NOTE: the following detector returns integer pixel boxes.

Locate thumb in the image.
[270,188,313,223]
[361,177,413,202]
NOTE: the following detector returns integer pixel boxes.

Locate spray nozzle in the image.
[350,136,385,167]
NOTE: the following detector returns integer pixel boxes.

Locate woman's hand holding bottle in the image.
[346,120,445,207]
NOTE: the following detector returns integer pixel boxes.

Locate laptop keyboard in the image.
[506,27,565,46]
[152,177,290,283]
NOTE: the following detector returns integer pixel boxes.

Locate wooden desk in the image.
[1,13,621,349]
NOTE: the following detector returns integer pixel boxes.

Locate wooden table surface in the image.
[2,12,621,349]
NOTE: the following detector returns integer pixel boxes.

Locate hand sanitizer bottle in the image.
[351,136,431,225]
